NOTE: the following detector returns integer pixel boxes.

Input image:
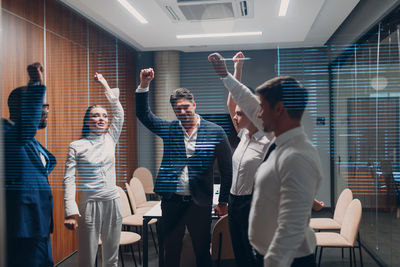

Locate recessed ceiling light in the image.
[279,0,290,17]
[176,32,262,39]
[118,0,148,24]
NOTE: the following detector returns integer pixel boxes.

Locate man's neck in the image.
[182,114,199,136]
[274,120,301,137]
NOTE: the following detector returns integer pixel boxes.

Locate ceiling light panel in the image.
[118,0,148,24]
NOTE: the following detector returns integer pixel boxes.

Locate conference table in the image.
[142,185,221,267]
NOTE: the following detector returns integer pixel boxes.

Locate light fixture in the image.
[176,31,262,39]
[118,0,148,24]
[279,0,290,17]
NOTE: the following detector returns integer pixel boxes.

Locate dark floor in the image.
[58,210,381,266]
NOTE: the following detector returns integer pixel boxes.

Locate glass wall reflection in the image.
[331,11,400,265]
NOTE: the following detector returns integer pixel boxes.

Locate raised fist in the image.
[27,62,44,85]
[208,53,228,78]
[94,72,110,89]
[233,51,245,69]
[139,68,154,88]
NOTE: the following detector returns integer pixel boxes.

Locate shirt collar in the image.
[274,126,304,147]
[86,132,105,143]
[253,130,266,141]
[238,128,265,142]
[179,114,200,133]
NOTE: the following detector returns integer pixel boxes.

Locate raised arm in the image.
[227,52,245,133]
[63,144,79,230]
[6,63,46,144]
[94,72,124,143]
[135,68,170,138]
[208,53,264,133]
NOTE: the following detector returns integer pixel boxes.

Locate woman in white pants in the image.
[63,73,124,267]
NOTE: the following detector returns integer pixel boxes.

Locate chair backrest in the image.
[129,177,147,207]
[333,188,353,225]
[133,167,154,194]
[211,215,235,261]
[117,186,132,218]
[125,183,139,214]
[340,199,362,246]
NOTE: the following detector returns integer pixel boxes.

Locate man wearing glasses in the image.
[3,63,56,267]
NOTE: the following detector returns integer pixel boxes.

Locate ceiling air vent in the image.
[155,0,254,22]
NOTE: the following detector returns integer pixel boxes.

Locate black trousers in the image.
[254,250,316,267]
[7,236,54,267]
[161,195,212,267]
[228,193,255,267]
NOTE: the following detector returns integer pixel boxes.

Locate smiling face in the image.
[88,107,109,134]
[173,98,196,125]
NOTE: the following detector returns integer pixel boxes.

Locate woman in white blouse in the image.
[227,52,270,267]
[63,73,124,267]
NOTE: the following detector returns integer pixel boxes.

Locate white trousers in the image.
[78,198,122,267]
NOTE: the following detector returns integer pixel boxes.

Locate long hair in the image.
[81,104,106,138]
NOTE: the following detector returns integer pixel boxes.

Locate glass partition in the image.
[331,10,400,265]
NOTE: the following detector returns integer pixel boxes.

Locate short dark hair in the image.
[81,104,106,138]
[256,76,308,120]
[169,88,194,107]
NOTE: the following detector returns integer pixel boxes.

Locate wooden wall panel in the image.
[1,9,45,142]
[46,31,88,262]
[118,42,138,184]
[2,0,138,264]
[88,23,117,108]
[45,0,87,47]
[2,0,43,27]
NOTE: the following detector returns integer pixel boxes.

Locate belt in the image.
[169,194,192,202]
[229,193,253,200]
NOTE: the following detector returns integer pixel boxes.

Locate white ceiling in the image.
[60,0,360,52]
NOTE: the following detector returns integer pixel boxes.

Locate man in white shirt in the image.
[208,52,323,267]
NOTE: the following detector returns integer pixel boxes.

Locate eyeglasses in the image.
[43,104,50,112]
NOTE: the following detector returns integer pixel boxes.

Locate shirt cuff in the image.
[136,86,149,93]
[65,201,81,218]
[265,255,293,267]
[221,73,245,96]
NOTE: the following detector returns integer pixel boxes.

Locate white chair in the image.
[120,185,159,261]
[98,231,141,267]
[129,177,159,209]
[315,199,363,267]
[133,167,155,195]
[310,188,353,230]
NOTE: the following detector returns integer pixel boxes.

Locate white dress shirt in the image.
[64,88,124,217]
[221,74,322,267]
[231,128,269,196]
[176,116,200,196]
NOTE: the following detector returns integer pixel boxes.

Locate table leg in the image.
[143,217,150,267]
[157,218,164,267]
